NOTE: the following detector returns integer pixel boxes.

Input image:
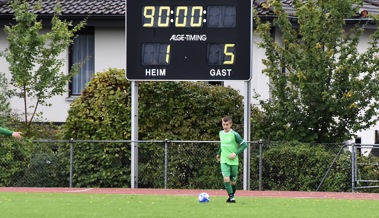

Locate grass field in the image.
[1,192,379,218]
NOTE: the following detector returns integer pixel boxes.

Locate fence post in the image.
[243,142,251,190]
[258,140,263,191]
[69,138,74,188]
[164,139,169,189]
[351,143,356,192]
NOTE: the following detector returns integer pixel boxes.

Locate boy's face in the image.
[222,120,232,132]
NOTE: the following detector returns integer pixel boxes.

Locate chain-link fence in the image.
[352,144,379,192]
[249,141,351,192]
[0,139,363,192]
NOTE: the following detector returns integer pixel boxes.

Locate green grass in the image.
[1,193,379,218]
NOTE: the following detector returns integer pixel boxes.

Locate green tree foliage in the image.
[0,73,11,126]
[61,68,244,187]
[254,0,379,143]
[3,0,85,130]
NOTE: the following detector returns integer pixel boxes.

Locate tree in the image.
[253,0,379,143]
[3,0,85,130]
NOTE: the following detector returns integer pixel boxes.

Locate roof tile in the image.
[253,0,379,17]
[0,0,378,19]
[0,0,125,16]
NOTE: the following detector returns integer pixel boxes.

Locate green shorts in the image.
[220,163,238,181]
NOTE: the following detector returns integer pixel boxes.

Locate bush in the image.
[250,141,351,192]
[15,152,67,187]
[355,154,379,193]
[0,138,32,186]
[61,68,245,188]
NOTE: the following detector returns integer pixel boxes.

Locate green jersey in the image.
[0,127,13,136]
[218,129,248,165]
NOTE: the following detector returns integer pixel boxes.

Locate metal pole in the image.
[352,143,356,192]
[243,0,253,191]
[243,80,251,190]
[69,138,74,188]
[164,139,168,189]
[259,140,263,191]
[131,81,139,188]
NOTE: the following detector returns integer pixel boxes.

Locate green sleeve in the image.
[235,141,248,155]
[0,127,13,136]
[217,131,221,155]
[233,131,248,155]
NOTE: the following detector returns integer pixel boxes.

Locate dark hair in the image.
[222,116,232,123]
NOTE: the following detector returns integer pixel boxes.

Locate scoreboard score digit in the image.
[126,0,252,81]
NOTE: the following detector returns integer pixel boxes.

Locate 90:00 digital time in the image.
[142,5,237,28]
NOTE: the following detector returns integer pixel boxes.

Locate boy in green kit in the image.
[216,116,247,203]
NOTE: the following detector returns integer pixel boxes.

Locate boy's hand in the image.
[228,153,236,160]
[12,132,22,139]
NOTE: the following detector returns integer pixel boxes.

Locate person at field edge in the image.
[0,127,22,139]
[216,116,248,203]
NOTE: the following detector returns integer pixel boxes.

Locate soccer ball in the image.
[198,192,210,203]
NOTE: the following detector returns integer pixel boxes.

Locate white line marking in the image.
[65,188,93,193]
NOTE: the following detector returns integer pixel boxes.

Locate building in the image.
[0,0,378,144]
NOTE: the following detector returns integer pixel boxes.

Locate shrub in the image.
[250,141,351,192]
[355,154,379,193]
[61,68,244,187]
[0,138,31,186]
[15,152,67,187]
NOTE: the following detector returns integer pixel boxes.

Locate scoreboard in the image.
[126,0,252,81]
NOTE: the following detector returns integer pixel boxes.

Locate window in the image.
[69,28,95,96]
[207,81,223,86]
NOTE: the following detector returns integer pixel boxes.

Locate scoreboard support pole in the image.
[131,81,139,188]
[243,2,253,191]
[243,81,252,190]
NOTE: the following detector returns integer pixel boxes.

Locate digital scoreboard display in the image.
[126,0,252,81]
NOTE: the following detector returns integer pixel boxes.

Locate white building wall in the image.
[353,29,378,145]
[94,27,125,72]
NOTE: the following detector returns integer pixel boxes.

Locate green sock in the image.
[224,182,233,197]
[232,184,237,195]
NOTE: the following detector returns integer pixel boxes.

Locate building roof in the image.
[0,0,125,16]
[254,0,379,18]
[0,0,377,21]
[0,0,125,26]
